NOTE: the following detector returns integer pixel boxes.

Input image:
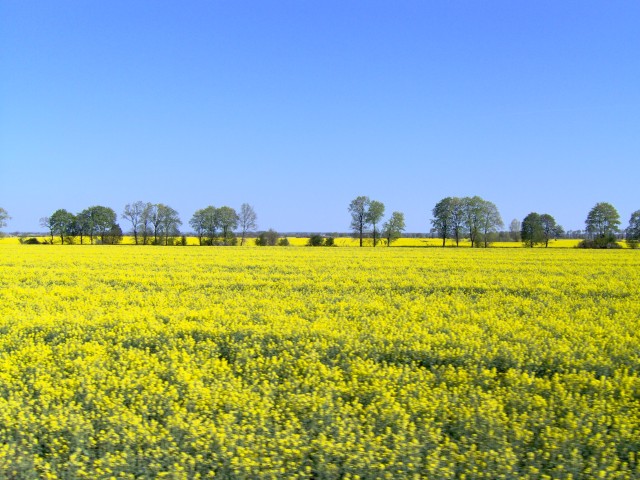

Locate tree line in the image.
[1,200,639,248]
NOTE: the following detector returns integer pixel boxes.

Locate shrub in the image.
[307,235,324,247]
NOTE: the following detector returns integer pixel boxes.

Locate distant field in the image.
[0,236,585,248]
[0,245,638,478]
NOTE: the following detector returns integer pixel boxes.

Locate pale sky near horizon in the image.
[1,1,639,233]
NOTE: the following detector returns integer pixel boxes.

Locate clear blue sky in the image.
[1,1,639,233]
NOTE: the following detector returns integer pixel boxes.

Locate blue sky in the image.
[1,1,639,233]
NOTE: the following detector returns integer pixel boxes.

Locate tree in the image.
[585,202,621,243]
[383,211,405,246]
[147,204,162,244]
[139,202,154,245]
[367,200,385,247]
[122,201,147,245]
[349,196,371,247]
[307,234,324,246]
[478,200,503,248]
[104,223,123,245]
[78,206,117,244]
[157,204,182,246]
[431,197,455,247]
[40,216,54,243]
[190,206,219,245]
[255,229,278,246]
[50,209,76,244]
[521,212,544,248]
[539,214,563,248]
[238,203,258,246]
[217,206,238,245]
[93,206,118,244]
[461,196,484,247]
[625,210,640,248]
[0,208,10,230]
[509,219,521,242]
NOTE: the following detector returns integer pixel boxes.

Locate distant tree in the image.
[509,219,521,242]
[307,234,324,247]
[190,206,218,245]
[349,196,371,247]
[157,204,182,246]
[478,200,503,248]
[93,206,118,244]
[540,214,563,248]
[277,237,290,246]
[217,206,239,245]
[238,203,258,246]
[431,197,456,247]
[148,204,162,244]
[40,216,54,243]
[625,210,640,248]
[521,212,544,247]
[383,211,405,246]
[50,209,76,244]
[585,202,621,246]
[0,208,10,230]
[78,206,116,244]
[139,202,154,245]
[122,201,147,245]
[462,196,485,247]
[366,200,385,247]
[255,229,279,246]
[324,236,335,247]
[104,223,123,245]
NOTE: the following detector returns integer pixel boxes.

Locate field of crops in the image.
[0,245,639,479]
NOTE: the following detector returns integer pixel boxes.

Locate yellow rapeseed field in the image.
[0,244,638,478]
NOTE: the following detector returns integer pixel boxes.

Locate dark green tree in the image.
[349,196,371,247]
[540,214,563,248]
[521,213,544,248]
[383,211,406,246]
[585,202,620,246]
[431,197,456,247]
[626,210,640,248]
[217,206,238,245]
[366,200,385,247]
[50,209,76,244]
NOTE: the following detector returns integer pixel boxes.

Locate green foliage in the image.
[307,235,324,247]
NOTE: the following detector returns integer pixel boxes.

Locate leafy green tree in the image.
[366,200,385,247]
[626,210,640,248]
[585,202,620,244]
[255,229,278,246]
[462,196,485,247]
[104,223,123,245]
[521,212,544,247]
[383,211,405,246]
[478,200,503,248]
[431,197,456,247]
[540,214,563,248]
[190,206,219,245]
[307,235,324,246]
[217,206,238,245]
[349,196,371,247]
[50,209,76,244]
[78,206,116,244]
[158,204,182,246]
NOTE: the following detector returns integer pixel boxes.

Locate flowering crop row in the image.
[0,245,638,478]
